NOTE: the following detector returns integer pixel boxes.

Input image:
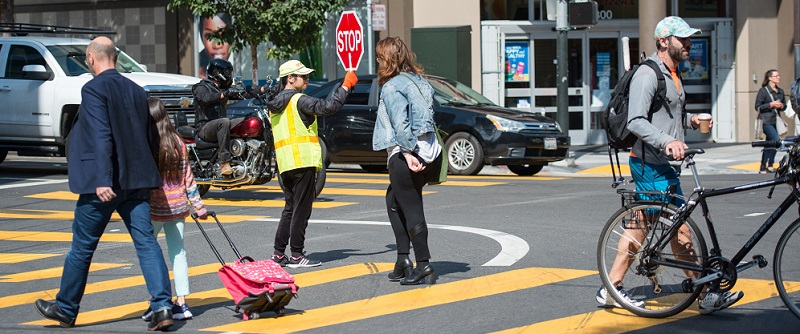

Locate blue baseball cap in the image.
[654,16,701,39]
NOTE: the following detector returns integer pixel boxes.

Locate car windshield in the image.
[46,45,146,76]
[427,76,496,106]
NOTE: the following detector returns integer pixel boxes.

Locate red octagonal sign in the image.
[336,11,363,71]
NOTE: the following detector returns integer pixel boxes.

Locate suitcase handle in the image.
[191,211,244,266]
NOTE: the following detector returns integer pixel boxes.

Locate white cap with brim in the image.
[279,60,315,78]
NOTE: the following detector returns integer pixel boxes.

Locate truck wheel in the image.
[0,149,7,164]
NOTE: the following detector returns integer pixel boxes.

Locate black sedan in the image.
[304,74,569,176]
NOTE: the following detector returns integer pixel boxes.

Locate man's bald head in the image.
[85,36,117,76]
[87,36,117,63]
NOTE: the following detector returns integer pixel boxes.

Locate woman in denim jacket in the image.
[372,37,443,285]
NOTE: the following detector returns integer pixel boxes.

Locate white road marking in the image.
[0,178,69,190]
[252,218,529,266]
[744,213,767,217]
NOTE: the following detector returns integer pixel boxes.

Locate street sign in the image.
[336,11,364,71]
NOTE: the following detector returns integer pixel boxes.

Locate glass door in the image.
[527,32,585,142]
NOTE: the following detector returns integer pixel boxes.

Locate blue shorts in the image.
[629,156,685,207]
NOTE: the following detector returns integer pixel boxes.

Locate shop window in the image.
[533,39,582,88]
[677,37,711,85]
[678,0,727,18]
[480,0,529,20]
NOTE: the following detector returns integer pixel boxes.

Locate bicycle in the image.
[597,137,800,318]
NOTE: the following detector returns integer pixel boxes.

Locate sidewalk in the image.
[539,142,767,176]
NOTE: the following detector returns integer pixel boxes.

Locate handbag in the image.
[764,86,789,136]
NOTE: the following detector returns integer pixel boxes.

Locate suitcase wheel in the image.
[248,311,260,320]
[276,307,286,316]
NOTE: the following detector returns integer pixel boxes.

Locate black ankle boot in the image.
[400,264,436,285]
[388,257,413,281]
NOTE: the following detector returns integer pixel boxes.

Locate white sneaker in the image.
[698,290,743,315]
[596,286,645,308]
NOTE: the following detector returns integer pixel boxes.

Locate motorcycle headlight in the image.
[487,115,525,132]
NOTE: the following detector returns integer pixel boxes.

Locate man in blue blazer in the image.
[33,36,175,331]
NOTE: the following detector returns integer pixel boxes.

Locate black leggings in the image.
[385,152,442,262]
[274,167,316,257]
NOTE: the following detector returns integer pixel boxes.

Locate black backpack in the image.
[603,59,667,187]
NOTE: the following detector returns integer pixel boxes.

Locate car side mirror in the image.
[22,64,53,80]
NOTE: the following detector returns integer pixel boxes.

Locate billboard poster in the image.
[505,42,529,82]
[678,39,708,81]
[195,12,233,78]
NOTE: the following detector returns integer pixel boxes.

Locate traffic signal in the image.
[568,0,598,28]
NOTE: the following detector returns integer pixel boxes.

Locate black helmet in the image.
[206,59,233,89]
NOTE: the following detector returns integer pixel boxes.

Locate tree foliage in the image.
[168,0,348,85]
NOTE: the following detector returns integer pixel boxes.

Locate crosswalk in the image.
[0,171,793,332]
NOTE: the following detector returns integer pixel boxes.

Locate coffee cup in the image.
[697,113,712,134]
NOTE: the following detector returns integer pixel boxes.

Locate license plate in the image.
[544,137,557,150]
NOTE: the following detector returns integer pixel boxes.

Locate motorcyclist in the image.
[192,59,243,176]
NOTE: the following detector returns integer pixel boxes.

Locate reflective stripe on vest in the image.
[270,93,322,173]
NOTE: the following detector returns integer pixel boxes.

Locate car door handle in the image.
[0,86,10,92]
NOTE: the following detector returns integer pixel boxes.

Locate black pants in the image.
[274,167,316,258]
[385,152,442,262]
[197,117,243,163]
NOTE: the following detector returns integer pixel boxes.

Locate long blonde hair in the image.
[148,97,183,183]
[376,36,424,86]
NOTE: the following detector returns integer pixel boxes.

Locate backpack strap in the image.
[642,59,668,119]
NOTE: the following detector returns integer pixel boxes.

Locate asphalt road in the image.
[0,155,798,333]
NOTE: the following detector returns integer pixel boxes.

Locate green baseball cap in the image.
[654,16,701,39]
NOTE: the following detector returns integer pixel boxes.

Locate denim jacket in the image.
[372,72,436,152]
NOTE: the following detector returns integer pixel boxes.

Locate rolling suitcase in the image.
[192,211,299,320]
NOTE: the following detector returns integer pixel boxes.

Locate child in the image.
[142,97,207,321]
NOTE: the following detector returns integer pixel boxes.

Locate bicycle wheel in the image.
[597,201,708,318]
[773,218,800,320]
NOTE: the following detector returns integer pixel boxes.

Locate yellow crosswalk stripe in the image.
[0,263,131,283]
[257,185,433,196]
[578,164,631,175]
[0,208,263,223]
[326,177,505,187]
[23,263,392,327]
[0,230,133,242]
[25,191,354,209]
[0,253,61,263]
[0,263,222,310]
[326,171,563,181]
[204,267,595,333]
[728,162,761,172]
[490,278,798,333]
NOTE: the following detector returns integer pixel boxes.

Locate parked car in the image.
[308,74,569,176]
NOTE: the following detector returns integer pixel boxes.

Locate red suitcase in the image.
[192,212,299,320]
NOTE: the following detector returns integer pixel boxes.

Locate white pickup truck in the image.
[0,36,199,164]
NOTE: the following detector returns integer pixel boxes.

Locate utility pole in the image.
[0,0,12,23]
[556,0,569,135]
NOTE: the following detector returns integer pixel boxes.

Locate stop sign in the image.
[336,11,364,71]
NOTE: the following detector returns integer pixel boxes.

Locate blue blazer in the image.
[67,69,162,194]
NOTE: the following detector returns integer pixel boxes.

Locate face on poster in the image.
[678,39,708,80]
[505,42,529,82]
[195,13,233,78]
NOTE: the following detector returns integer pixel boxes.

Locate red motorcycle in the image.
[176,77,326,197]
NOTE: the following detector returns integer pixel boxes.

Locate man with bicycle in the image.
[596,16,743,314]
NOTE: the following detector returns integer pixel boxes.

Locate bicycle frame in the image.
[645,154,800,281]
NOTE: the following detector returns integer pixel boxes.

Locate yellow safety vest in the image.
[270,93,322,173]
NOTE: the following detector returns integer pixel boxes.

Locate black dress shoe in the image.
[400,264,436,285]
[147,308,174,331]
[34,299,75,328]
[388,257,413,281]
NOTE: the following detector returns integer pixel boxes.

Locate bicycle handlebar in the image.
[752,140,782,148]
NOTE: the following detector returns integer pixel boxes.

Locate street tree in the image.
[168,0,348,88]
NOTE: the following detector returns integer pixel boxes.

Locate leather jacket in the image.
[192,78,240,128]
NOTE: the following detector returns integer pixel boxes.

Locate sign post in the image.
[336,11,364,71]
